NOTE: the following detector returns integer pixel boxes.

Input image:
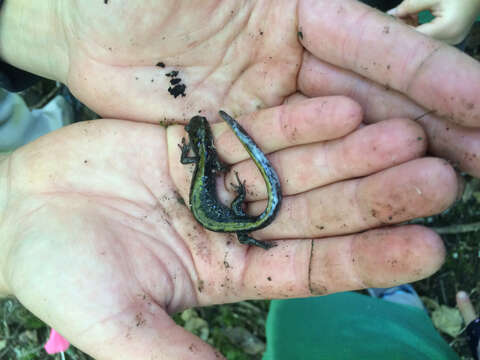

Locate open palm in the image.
[54,0,480,177]
[1,99,459,359]
[63,0,301,123]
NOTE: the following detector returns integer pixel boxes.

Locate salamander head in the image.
[185,116,210,143]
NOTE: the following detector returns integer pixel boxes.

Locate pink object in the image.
[44,328,70,354]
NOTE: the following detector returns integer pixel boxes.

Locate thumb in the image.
[80,309,224,360]
[388,0,436,17]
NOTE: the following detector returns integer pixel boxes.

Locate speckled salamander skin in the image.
[179,111,282,249]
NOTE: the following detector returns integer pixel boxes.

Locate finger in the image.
[457,291,477,325]
[299,54,480,177]
[213,96,362,163]
[415,19,469,45]
[197,225,445,303]
[252,157,458,239]
[227,118,427,199]
[388,0,436,17]
[298,0,480,127]
[419,113,480,176]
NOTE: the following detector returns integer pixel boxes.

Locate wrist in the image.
[0,152,12,297]
[0,0,68,83]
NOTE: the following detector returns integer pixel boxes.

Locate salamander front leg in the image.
[231,172,248,217]
[179,138,198,164]
[236,232,276,250]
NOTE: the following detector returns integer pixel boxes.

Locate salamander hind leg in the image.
[231,172,247,217]
[213,158,230,173]
[236,232,276,250]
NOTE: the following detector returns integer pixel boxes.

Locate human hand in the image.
[1,1,479,176]
[388,0,480,44]
[297,0,480,178]
[0,98,459,359]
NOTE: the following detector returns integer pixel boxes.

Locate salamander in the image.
[179,111,282,249]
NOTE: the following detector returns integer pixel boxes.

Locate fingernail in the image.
[457,291,468,300]
[387,8,397,16]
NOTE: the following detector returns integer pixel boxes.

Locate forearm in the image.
[0,0,68,82]
[0,152,11,297]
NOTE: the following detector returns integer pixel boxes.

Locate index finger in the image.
[298,0,480,127]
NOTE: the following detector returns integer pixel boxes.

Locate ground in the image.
[0,22,479,360]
